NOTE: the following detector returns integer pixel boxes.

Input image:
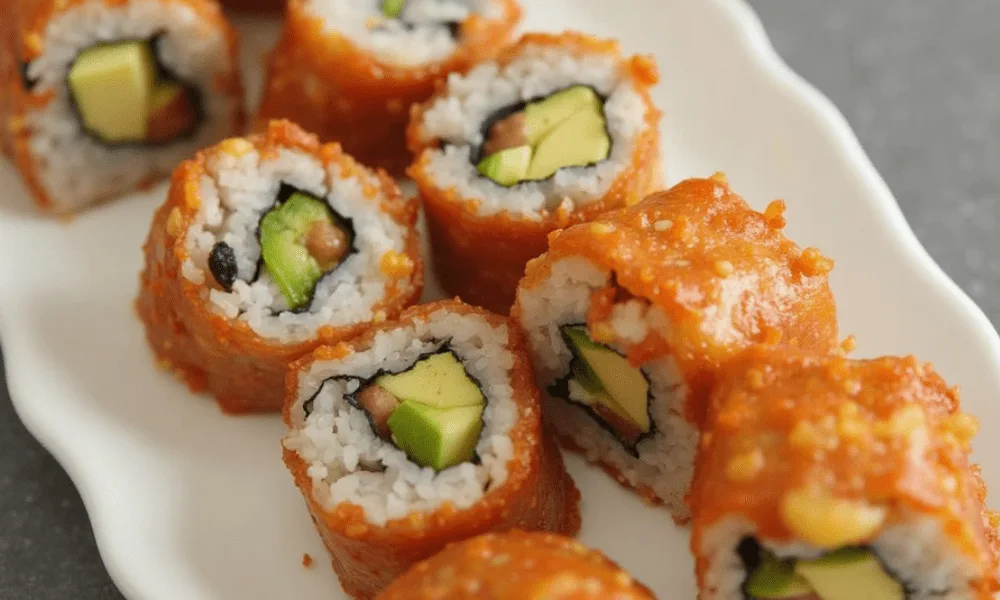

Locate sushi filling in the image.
[308,347,488,472]
[549,324,653,455]
[67,36,201,145]
[374,0,464,39]
[208,184,357,313]
[473,85,612,187]
[737,537,906,600]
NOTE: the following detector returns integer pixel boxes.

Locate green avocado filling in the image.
[357,351,486,471]
[476,85,611,186]
[560,325,651,448]
[744,545,904,600]
[68,39,198,144]
[381,0,405,17]
[259,191,352,311]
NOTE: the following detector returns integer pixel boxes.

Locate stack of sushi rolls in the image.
[137,120,424,414]
[282,299,581,599]
[256,0,522,175]
[691,346,1000,600]
[376,530,655,600]
[5,0,244,214]
[408,31,664,314]
[512,175,840,521]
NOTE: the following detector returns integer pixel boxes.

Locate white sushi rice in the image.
[413,44,653,219]
[23,0,239,212]
[181,146,411,344]
[700,515,980,600]
[516,257,698,517]
[282,308,518,526]
[304,0,502,67]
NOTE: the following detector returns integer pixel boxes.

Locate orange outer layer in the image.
[689,347,1000,599]
[255,0,522,175]
[375,530,654,600]
[282,300,582,600]
[136,120,424,414]
[407,31,664,315]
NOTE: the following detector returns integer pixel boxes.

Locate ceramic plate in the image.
[2,1,999,598]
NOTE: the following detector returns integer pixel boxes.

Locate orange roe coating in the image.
[135,120,424,414]
[408,31,663,315]
[514,176,839,431]
[255,0,521,175]
[0,2,15,157]
[3,0,244,214]
[690,347,1000,599]
[376,531,654,600]
[282,301,582,600]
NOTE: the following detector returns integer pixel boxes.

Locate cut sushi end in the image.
[515,257,696,517]
[68,39,200,145]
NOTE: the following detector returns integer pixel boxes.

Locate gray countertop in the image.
[2,1,998,597]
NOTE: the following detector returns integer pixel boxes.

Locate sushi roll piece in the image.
[407,31,663,314]
[376,530,655,599]
[255,0,521,175]
[691,347,1000,600]
[282,300,582,599]
[136,120,423,414]
[511,175,839,520]
[4,0,243,214]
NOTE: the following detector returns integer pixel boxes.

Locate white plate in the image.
[2,1,999,599]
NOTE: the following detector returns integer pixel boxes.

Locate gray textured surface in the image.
[1,1,997,598]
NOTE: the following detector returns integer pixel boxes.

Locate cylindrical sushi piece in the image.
[5,0,244,214]
[376,530,655,600]
[511,175,839,520]
[136,120,423,414]
[691,347,1000,600]
[255,0,521,175]
[408,31,663,314]
[282,300,582,599]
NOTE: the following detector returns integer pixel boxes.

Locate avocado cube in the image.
[387,401,484,471]
[376,352,485,410]
[381,0,405,18]
[524,85,603,145]
[562,326,650,432]
[744,551,813,599]
[476,145,532,187]
[68,41,156,142]
[794,548,904,600]
[526,108,611,181]
[260,192,337,310]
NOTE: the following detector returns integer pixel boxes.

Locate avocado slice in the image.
[476,145,532,187]
[562,326,651,433]
[745,551,813,599]
[524,85,603,145]
[387,402,483,471]
[376,352,485,410]
[260,192,341,310]
[68,41,156,143]
[794,548,904,600]
[381,0,405,17]
[526,108,611,181]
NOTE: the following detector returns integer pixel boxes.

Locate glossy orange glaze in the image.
[375,531,654,600]
[282,301,582,599]
[4,0,243,214]
[255,0,521,175]
[135,121,424,414]
[514,176,839,429]
[407,31,663,314]
[690,347,1000,599]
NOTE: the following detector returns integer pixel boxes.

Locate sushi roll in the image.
[282,300,582,599]
[136,120,423,414]
[4,0,243,214]
[690,347,1000,600]
[407,31,663,314]
[511,175,839,520]
[255,0,521,174]
[376,530,655,599]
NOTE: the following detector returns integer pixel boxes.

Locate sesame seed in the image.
[714,260,734,277]
[653,219,673,231]
[166,207,183,237]
[589,222,615,235]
